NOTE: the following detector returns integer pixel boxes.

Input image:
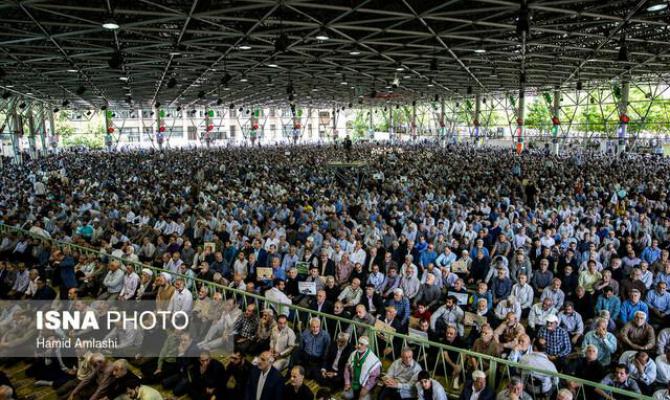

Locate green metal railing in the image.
[0,224,650,400]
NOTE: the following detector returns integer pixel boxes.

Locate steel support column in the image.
[411,101,417,140]
[388,106,394,142]
[516,87,526,154]
[104,110,113,151]
[48,108,56,154]
[156,108,164,150]
[10,111,22,164]
[27,107,38,159]
[474,94,481,146]
[552,87,561,155]
[332,107,337,142]
[440,98,445,146]
[38,108,47,157]
[368,108,374,140]
[618,80,630,153]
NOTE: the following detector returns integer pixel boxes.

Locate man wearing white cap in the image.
[536,314,572,370]
[156,272,175,311]
[459,370,494,400]
[135,268,156,301]
[344,336,381,400]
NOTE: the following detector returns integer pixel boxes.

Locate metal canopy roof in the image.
[1,0,669,109]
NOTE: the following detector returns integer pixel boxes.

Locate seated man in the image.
[186,350,225,400]
[494,311,526,352]
[595,364,641,399]
[619,350,657,395]
[123,377,164,400]
[233,303,260,354]
[519,339,558,398]
[284,366,314,400]
[527,298,557,334]
[582,318,618,367]
[343,336,382,400]
[269,314,296,371]
[536,315,571,370]
[318,332,353,390]
[378,347,423,400]
[619,289,649,325]
[295,317,331,379]
[656,345,670,386]
[572,345,607,399]
[358,283,384,317]
[495,376,532,400]
[558,301,584,346]
[223,350,251,398]
[620,311,656,353]
[458,370,494,400]
[417,370,449,400]
[646,281,670,326]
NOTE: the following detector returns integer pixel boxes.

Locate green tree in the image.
[56,110,75,136]
[525,99,551,131]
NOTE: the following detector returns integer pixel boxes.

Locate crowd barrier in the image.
[0,223,651,400]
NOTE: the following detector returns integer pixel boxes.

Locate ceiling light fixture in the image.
[349,50,361,55]
[102,19,120,30]
[240,74,248,82]
[119,76,129,81]
[474,48,486,54]
[67,69,78,73]
[315,28,330,41]
[647,2,668,12]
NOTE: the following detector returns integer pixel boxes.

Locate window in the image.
[230,109,237,118]
[168,126,183,138]
[270,124,276,135]
[125,127,140,142]
[187,126,197,141]
[230,125,236,137]
[269,108,276,117]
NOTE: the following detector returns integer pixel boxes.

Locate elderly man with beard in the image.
[344,336,381,400]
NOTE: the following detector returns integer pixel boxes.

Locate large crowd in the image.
[1,143,670,400]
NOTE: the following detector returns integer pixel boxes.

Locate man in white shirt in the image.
[269,314,296,371]
[119,264,140,300]
[656,346,670,386]
[519,339,558,396]
[99,260,125,300]
[378,348,422,400]
[167,278,193,314]
[265,280,292,317]
[350,241,367,266]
